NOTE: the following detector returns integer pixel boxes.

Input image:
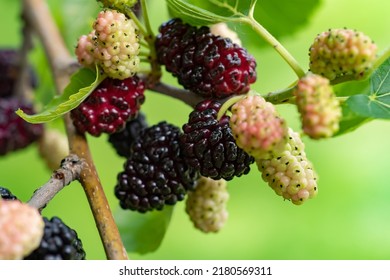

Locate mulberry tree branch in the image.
[28,154,85,211]
[22,0,128,260]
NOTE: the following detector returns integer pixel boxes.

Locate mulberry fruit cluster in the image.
[309,28,377,80]
[115,121,199,213]
[155,18,257,98]
[186,177,229,233]
[257,128,318,205]
[70,75,145,136]
[180,100,254,181]
[230,94,288,160]
[293,73,341,139]
[75,9,140,79]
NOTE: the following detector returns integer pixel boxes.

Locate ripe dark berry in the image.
[24,216,86,260]
[70,75,145,136]
[0,49,37,98]
[0,186,18,200]
[115,121,199,213]
[155,18,257,99]
[0,97,44,155]
[108,111,148,158]
[180,100,254,181]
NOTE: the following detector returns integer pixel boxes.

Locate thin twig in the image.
[22,0,128,260]
[150,82,203,108]
[28,154,84,211]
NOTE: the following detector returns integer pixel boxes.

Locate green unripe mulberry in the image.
[309,28,377,80]
[257,128,318,205]
[186,177,229,233]
[97,0,138,10]
[293,73,341,139]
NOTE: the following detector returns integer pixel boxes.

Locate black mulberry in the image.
[24,216,86,260]
[108,112,148,158]
[0,186,18,200]
[115,121,199,213]
[180,100,254,181]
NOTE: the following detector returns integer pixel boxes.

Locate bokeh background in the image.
[0,0,389,259]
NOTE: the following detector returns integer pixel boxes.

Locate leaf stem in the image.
[217,94,246,120]
[140,0,154,38]
[262,85,296,104]
[125,8,147,36]
[239,16,306,78]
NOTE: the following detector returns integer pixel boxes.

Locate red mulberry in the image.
[155,18,257,98]
[70,76,145,136]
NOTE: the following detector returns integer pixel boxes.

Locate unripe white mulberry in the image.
[309,28,377,80]
[293,73,341,139]
[75,9,141,79]
[230,95,288,160]
[257,128,318,205]
[0,200,44,259]
[92,10,140,79]
[98,0,138,10]
[75,31,96,67]
[38,129,69,170]
[186,177,229,233]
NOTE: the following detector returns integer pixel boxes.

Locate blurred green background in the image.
[0,0,389,260]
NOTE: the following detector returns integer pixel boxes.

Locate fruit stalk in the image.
[22,0,128,260]
[240,16,305,78]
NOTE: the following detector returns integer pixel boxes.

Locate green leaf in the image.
[333,78,370,97]
[347,58,390,119]
[167,0,249,26]
[16,67,104,124]
[115,206,174,255]
[334,102,370,136]
[167,0,320,47]
[243,0,320,46]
